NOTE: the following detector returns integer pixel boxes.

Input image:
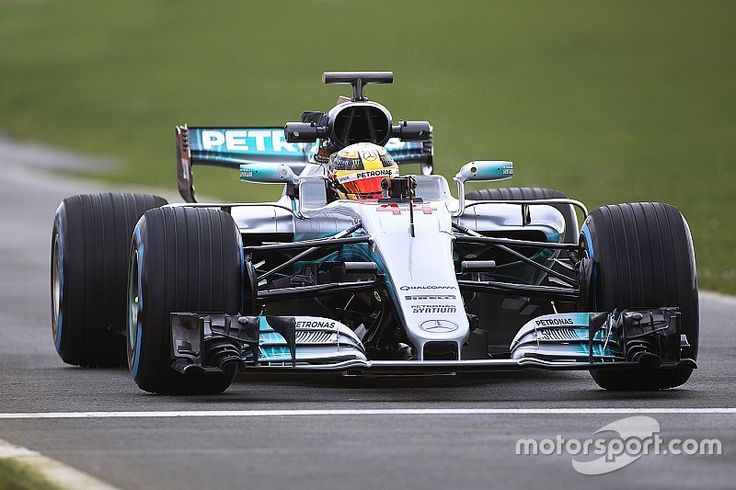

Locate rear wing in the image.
[176,126,433,202]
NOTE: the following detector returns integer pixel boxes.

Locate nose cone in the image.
[360,203,470,360]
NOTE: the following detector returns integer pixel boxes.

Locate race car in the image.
[50,71,698,394]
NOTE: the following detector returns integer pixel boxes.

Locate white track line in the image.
[0,437,120,489]
[0,408,734,419]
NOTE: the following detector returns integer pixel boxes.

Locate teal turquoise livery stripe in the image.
[187,128,429,167]
[190,128,305,157]
[257,316,296,361]
[570,312,591,325]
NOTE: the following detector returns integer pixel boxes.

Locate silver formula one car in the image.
[51,72,698,394]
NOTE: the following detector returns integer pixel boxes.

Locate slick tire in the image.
[465,187,579,243]
[582,202,698,390]
[51,193,168,366]
[128,207,242,395]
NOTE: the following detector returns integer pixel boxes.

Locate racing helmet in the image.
[328,142,399,200]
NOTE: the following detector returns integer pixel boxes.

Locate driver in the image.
[328,142,399,201]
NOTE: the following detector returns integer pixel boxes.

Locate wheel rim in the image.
[127,249,139,357]
[51,234,61,340]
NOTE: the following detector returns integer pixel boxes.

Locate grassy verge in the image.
[0,0,734,293]
[0,459,63,490]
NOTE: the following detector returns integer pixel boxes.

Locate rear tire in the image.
[465,187,578,243]
[127,207,243,395]
[582,202,698,390]
[51,193,167,366]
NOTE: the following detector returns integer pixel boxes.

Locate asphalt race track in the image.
[0,160,734,490]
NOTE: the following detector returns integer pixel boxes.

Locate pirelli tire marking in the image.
[405,295,456,301]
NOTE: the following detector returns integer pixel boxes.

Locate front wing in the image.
[169,308,695,375]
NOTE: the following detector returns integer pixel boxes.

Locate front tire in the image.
[582,202,698,390]
[127,207,243,395]
[51,193,167,366]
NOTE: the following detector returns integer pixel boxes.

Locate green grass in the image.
[0,0,734,293]
[0,459,62,490]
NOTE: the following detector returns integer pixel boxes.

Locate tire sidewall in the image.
[127,221,146,384]
[127,215,171,390]
[579,216,599,309]
[51,204,66,355]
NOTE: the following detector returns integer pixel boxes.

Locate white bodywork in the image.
[201,167,567,361]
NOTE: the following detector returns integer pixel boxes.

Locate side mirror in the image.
[453,161,513,216]
[454,161,513,183]
[239,163,300,185]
